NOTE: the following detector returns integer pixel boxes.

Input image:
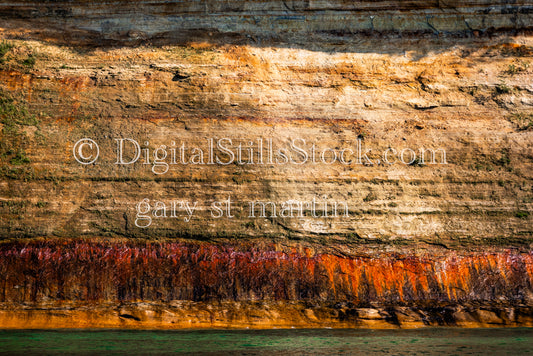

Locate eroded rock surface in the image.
[0,1,531,328]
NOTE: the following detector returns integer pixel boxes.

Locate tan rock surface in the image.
[0,1,531,328]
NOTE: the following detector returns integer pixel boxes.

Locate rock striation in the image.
[0,0,532,45]
[0,0,531,328]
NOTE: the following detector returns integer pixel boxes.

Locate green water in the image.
[0,328,531,355]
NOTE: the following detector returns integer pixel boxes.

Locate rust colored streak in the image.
[0,240,531,305]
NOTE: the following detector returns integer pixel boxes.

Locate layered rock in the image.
[0,239,531,328]
[0,1,531,328]
[0,0,532,45]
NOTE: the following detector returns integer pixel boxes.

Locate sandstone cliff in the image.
[0,0,531,328]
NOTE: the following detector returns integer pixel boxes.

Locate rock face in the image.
[0,240,532,328]
[1,0,532,45]
[0,1,532,328]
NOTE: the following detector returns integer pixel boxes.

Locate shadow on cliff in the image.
[1,17,532,60]
[1,0,533,58]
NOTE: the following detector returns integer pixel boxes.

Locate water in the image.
[0,328,531,355]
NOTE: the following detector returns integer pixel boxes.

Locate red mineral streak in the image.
[0,239,531,306]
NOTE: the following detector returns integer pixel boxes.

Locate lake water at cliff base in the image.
[0,328,532,355]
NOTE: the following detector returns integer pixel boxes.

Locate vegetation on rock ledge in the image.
[0,88,39,180]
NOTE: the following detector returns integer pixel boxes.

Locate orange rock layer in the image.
[0,239,530,305]
[0,239,532,328]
